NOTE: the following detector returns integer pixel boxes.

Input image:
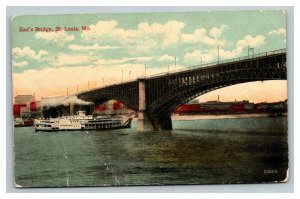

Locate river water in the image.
[14,115,289,187]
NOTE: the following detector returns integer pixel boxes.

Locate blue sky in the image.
[11,10,287,101]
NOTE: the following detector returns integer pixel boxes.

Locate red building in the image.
[30,101,37,112]
[13,104,26,117]
[13,94,38,118]
[174,100,286,115]
[174,104,203,114]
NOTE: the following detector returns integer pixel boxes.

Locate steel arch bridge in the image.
[77,48,287,131]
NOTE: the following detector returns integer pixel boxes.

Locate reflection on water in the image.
[14,116,288,187]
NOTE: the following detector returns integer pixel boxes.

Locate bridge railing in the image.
[146,48,286,78]
[76,79,138,95]
[77,48,286,94]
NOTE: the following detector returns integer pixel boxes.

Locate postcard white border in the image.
[4,5,295,194]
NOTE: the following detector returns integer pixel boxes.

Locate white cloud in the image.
[13,61,28,67]
[236,35,265,48]
[217,35,265,59]
[202,36,226,46]
[136,56,153,62]
[157,55,176,62]
[81,20,119,41]
[184,35,266,63]
[93,58,133,65]
[81,20,186,54]
[80,21,230,55]
[268,28,286,36]
[184,50,214,64]
[12,46,48,61]
[181,28,207,43]
[68,43,120,51]
[35,31,75,46]
[209,25,228,39]
[53,54,91,67]
[143,21,185,47]
[93,56,153,66]
[181,26,226,46]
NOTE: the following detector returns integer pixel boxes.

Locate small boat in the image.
[34,111,132,132]
[14,116,34,127]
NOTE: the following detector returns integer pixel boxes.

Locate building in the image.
[13,104,26,118]
[94,100,134,116]
[13,95,36,118]
[14,95,35,106]
[174,100,287,115]
[20,107,31,118]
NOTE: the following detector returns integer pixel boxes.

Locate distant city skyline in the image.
[12,11,287,103]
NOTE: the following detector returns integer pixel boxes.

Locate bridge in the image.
[76,48,287,131]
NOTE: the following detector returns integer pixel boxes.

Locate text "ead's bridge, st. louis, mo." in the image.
[76,48,287,131]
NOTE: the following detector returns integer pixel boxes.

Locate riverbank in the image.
[171,113,287,120]
[172,115,287,133]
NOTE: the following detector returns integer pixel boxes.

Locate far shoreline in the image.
[171,113,287,120]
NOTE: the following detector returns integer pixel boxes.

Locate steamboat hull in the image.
[35,118,132,132]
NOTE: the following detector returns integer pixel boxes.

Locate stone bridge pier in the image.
[137,79,172,131]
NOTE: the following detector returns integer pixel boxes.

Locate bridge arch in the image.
[150,66,287,115]
[143,50,287,131]
[77,81,139,111]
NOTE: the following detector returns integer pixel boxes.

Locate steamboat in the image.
[34,111,133,132]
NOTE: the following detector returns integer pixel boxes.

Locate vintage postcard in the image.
[12,10,288,187]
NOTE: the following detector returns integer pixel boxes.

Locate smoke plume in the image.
[42,95,93,107]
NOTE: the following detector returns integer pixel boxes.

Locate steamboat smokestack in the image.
[70,102,74,116]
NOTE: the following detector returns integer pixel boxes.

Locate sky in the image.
[11,10,287,103]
